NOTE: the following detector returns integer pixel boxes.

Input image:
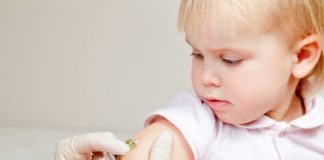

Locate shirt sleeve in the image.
[145,90,218,160]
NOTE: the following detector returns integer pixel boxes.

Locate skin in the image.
[120,117,194,160]
[189,25,301,124]
[188,21,321,124]
[120,11,322,160]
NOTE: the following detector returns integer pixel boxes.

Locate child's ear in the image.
[292,35,322,78]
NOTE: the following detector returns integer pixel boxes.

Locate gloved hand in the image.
[54,131,172,160]
[54,132,129,160]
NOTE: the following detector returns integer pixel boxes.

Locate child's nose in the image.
[202,65,221,87]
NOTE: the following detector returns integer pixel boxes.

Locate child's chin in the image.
[217,115,253,125]
[216,115,237,124]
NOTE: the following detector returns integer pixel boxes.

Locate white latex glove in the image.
[54,132,129,160]
[54,131,173,160]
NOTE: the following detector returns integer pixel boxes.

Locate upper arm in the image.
[120,117,194,160]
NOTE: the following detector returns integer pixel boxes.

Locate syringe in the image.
[103,137,140,160]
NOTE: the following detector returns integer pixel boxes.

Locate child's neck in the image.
[266,93,305,122]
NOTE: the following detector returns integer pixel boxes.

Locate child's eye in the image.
[222,58,242,65]
[190,52,204,60]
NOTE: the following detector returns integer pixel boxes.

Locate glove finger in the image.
[92,152,117,160]
[96,138,130,155]
[101,132,116,138]
[102,152,117,160]
[74,133,129,155]
[150,131,173,160]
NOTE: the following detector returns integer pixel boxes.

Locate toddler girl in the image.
[122,0,324,159]
[55,1,324,159]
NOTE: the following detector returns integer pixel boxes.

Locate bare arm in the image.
[120,117,194,160]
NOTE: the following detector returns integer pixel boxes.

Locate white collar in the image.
[235,96,324,130]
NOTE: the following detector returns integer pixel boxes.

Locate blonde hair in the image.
[178,0,324,97]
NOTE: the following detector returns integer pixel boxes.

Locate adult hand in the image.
[54,132,129,160]
[54,131,173,160]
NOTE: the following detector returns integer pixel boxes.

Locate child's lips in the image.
[205,99,229,110]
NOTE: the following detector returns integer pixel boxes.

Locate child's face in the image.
[187,23,299,124]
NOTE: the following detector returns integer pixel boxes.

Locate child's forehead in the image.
[184,27,281,54]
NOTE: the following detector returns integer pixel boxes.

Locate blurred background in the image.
[0,0,191,159]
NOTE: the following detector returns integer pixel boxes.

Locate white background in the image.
[0,0,191,159]
[0,0,192,133]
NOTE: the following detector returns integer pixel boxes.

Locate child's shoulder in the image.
[145,90,220,159]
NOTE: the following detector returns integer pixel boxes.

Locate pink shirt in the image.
[145,91,324,160]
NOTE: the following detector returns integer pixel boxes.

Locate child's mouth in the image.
[205,99,229,110]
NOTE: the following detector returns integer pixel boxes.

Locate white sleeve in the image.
[145,91,218,160]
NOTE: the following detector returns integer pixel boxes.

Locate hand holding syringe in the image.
[54,131,172,160]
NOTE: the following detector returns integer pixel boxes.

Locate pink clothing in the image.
[145,91,324,160]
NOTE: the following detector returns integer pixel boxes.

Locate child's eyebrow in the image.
[207,47,241,54]
[185,38,248,54]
